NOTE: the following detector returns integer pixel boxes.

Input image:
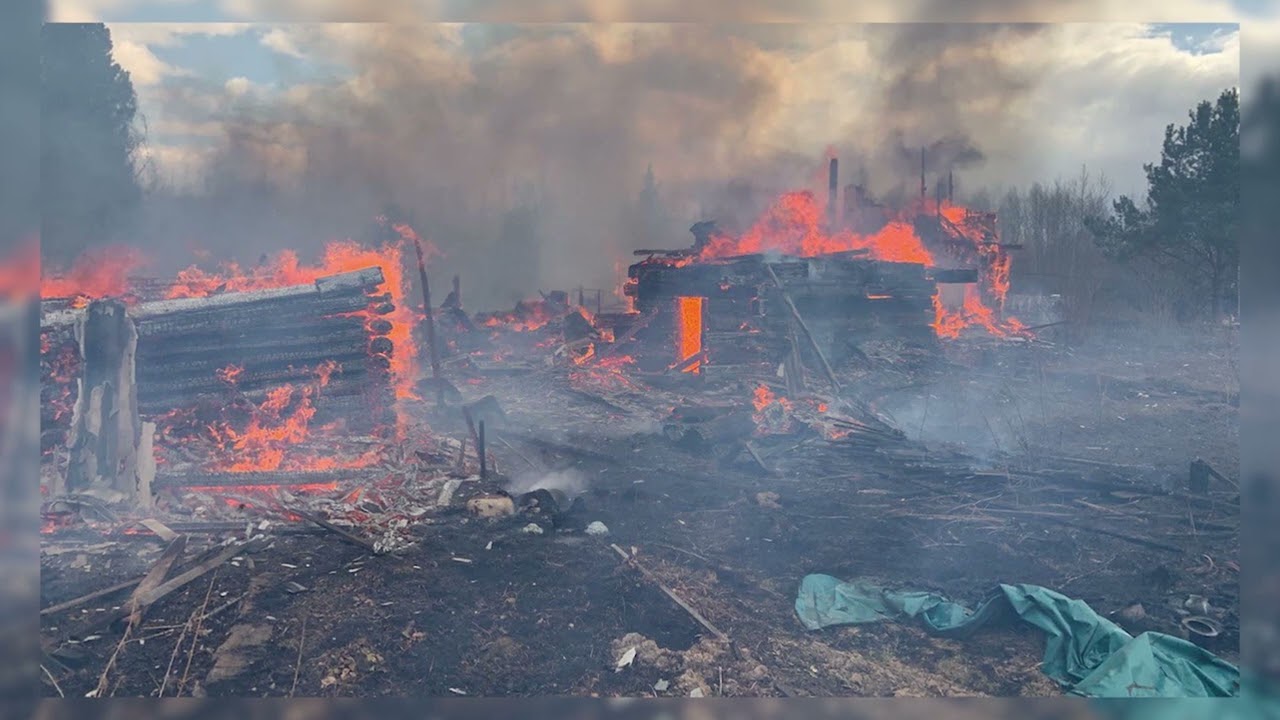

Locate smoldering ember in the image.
[38,154,1241,696]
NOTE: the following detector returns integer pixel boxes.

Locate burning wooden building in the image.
[39,242,418,499]
[617,176,1023,380]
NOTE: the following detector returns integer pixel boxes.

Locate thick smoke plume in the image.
[136,20,1057,308]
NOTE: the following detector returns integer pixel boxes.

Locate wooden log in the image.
[138,341,374,380]
[314,267,384,294]
[132,268,383,320]
[133,293,377,339]
[152,468,384,490]
[136,318,369,360]
[289,507,382,555]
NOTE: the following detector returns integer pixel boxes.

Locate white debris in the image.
[585,521,610,537]
[690,688,705,698]
[653,679,669,692]
[615,646,637,672]
[436,478,463,508]
[521,523,544,535]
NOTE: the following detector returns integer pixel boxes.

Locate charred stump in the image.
[64,299,145,502]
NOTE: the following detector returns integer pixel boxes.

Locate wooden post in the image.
[411,236,444,405]
[478,420,487,481]
[65,299,142,500]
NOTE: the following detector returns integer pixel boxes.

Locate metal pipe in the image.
[478,420,487,480]
[827,157,839,230]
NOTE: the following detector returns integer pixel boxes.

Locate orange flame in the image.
[216,364,244,386]
[480,300,556,332]
[163,238,420,412]
[687,183,1029,340]
[572,343,596,366]
[751,384,794,433]
[676,296,703,373]
[41,246,144,304]
[699,192,934,265]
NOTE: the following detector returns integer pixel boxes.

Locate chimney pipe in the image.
[948,171,954,205]
[936,178,943,218]
[827,157,839,230]
[920,148,926,201]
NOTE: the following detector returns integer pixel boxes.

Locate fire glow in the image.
[480,301,555,333]
[41,246,144,307]
[187,360,381,473]
[676,296,704,374]
[699,192,935,265]
[165,239,420,405]
[693,190,1027,339]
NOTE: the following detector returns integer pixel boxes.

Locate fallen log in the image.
[153,468,385,490]
[289,507,382,555]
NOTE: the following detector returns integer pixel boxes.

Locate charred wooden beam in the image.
[153,468,385,490]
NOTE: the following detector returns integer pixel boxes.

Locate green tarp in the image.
[795,574,1239,698]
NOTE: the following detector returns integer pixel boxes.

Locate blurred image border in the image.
[9,2,1277,719]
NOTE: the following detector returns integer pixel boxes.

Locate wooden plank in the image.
[611,544,731,644]
[128,535,188,626]
[289,507,381,555]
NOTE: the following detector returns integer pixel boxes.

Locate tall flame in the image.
[675,296,703,373]
[164,239,422,410]
[694,189,1028,339]
[41,246,144,306]
[699,191,934,265]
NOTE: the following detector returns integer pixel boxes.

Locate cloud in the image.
[259,26,305,58]
[111,38,190,85]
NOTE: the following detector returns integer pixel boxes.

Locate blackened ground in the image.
[38,324,1237,697]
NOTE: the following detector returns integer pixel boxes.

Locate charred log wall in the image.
[40,267,398,449]
[625,254,940,371]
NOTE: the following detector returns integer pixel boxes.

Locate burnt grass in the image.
[39,326,1238,697]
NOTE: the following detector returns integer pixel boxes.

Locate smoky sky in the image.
[130,21,1063,309]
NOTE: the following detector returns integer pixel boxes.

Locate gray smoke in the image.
[133,17,1063,307]
[504,468,590,499]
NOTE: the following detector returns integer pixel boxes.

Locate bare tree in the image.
[998,167,1113,339]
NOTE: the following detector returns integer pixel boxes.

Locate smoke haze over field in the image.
[81,18,1239,308]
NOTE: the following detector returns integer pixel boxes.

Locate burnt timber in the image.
[624,251,954,373]
[39,267,397,447]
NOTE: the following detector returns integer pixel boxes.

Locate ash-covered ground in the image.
[39,321,1237,698]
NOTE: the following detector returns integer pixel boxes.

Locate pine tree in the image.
[41,23,142,266]
[1089,88,1239,317]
